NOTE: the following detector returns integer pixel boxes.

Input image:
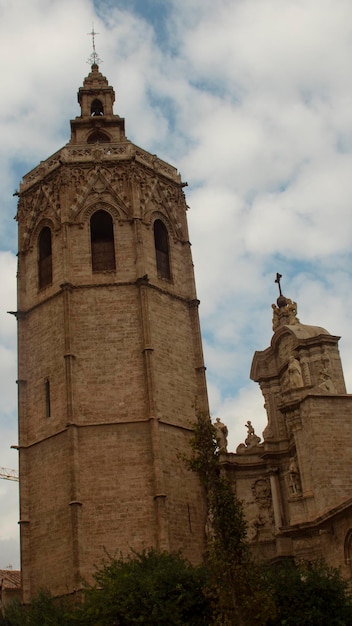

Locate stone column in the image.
[269,469,284,529]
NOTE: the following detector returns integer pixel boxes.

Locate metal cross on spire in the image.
[274,272,289,309]
[275,272,283,297]
[87,25,102,66]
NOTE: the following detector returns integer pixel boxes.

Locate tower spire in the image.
[87,25,102,67]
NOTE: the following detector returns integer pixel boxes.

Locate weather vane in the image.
[87,25,102,66]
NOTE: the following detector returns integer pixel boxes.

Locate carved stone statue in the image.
[286,458,302,496]
[286,356,304,389]
[214,417,228,453]
[318,365,337,394]
[272,292,300,331]
[245,421,261,447]
[286,299,300,325]
[272,303,280,332]
[246,420,255,436]
[236,420,262,453]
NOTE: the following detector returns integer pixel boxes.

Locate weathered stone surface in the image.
[17,66,208,601]
[225,296,352,577]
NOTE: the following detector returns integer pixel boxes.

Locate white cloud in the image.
[1,0,352,569]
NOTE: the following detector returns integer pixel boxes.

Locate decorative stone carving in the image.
[261,389,274,440]
[246,522,259,541]
[246,478,275,541]
[69,165,131,219]
[245,420,261,446]
[286,299,300,325]
[284,356,304,390]
[262,423,274,440]
[214,417,228,453]
[236,421,262,453]
[272,298,300,331]
[81,201,121,223]
[278,335,295,363]
[272,302,280,332]
[252,478,272,508]
[300,357,312,386]
[285,458,302,496]
[141,175,185,239]
[92,175,108,193]
[318,364,337,394]
[18,175,63,251]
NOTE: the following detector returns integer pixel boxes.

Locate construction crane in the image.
[0,467,19,482]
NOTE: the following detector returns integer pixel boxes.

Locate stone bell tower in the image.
[16,62,208,601]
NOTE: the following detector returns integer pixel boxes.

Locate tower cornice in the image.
[19,142,181,195]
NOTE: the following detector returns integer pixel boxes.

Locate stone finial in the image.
[272,274,300,331]
[272,298,300,331]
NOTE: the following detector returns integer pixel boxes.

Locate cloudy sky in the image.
[1,0,352,569]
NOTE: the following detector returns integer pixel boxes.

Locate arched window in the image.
[90,210,116,272]
[91,99,104,116]
[154,219,171,280]
[87,130,110,144]
[38,226,52,288]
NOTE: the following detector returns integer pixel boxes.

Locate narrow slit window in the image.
[38,226,52,289]
[154,219,171,280]
[44,378,51,418]
[90,210,116,272]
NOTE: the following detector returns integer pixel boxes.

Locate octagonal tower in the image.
[16,64,208,600]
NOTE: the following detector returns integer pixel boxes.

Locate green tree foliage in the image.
[0,590,77,626]
[3,554,352,626]
[82,549,211,625]
[186,414,275,625]
[263,558,352,626]
[0,551,211,626]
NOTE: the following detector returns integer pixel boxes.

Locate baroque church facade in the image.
[225,293,352,579]
[15,63,352,601]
